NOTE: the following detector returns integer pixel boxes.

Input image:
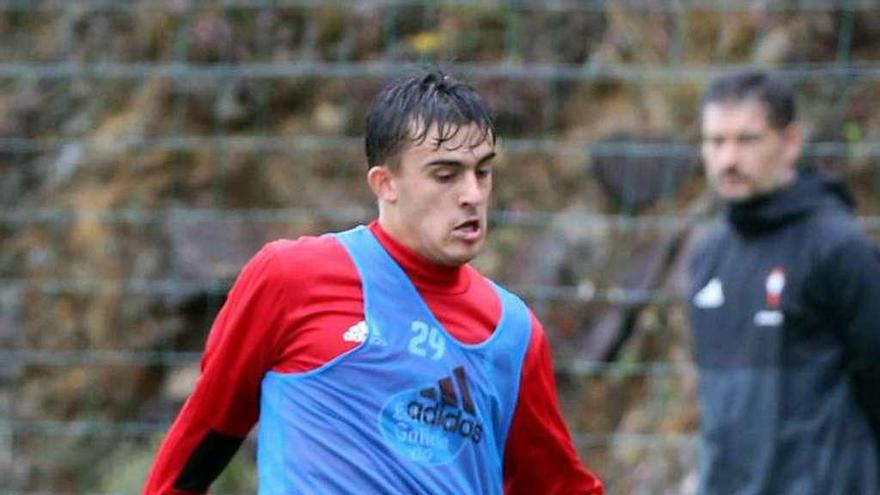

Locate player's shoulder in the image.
[685,216,729,272]
[807,203,864,246]
[690,216,729,254]
[805,207,878,271]
[251,233,350,281]
[264,233,345,261]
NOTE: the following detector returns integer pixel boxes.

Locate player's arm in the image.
[142,243,291,494]
[503,313,604,495]
[814,234,880,441]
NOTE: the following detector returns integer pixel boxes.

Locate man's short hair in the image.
[365,69,495,170]
[701,70,796,130]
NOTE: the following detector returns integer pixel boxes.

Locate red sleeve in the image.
[503,313,604,495]
[143,242,293,494]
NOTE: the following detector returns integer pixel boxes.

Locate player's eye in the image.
[737,133,763,145]
[702,135,721,146]
[434,169,456,182]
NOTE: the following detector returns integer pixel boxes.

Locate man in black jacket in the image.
[688,70,880,494]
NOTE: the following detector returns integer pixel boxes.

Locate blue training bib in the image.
[257,225,532,494]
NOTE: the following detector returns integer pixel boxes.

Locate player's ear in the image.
[368,165,398,203]
[781,122,803,168]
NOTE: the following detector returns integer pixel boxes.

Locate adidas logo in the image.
[694,277,724,309]
[342,320,387,347]
[379,366,484,462]
[406,366,483,444]
[343,321,368,343]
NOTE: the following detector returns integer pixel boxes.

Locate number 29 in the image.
[409,321,446,360]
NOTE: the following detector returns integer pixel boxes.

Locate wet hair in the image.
[701,70,796,130]
[364,69,495,169]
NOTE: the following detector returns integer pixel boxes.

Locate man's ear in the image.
[782,122,804,167]
[367,166,398,203]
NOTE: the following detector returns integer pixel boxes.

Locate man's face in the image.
[701,99,801,201]
[370,122,495,267]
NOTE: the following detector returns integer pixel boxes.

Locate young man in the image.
[143,70,603,494]
[688,70,880,494]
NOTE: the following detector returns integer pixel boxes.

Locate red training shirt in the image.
[143,221,603,494]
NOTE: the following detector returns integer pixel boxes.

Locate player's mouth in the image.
[720,175,746,185]
[452,219,483,243]
[715,171,753,194]
[717,169,749,185]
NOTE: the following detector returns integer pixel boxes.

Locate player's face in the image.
[701,99,801,202]
[370,122,495,267]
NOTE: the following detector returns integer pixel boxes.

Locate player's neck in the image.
[370,221,469,293]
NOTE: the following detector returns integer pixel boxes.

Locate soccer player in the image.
[143,69,604,494]
[688,70,880,494]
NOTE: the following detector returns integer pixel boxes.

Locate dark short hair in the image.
[364,69,495,169]
[701,70,795,130]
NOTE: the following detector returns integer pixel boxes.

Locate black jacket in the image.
[688,169,880,495]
